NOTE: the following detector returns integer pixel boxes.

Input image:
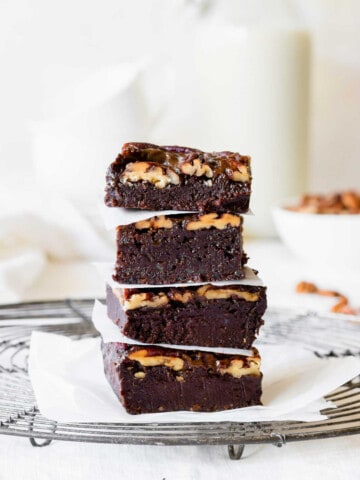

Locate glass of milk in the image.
[193,5,310,236]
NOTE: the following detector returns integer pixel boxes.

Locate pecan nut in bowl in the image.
[272,191,360,270]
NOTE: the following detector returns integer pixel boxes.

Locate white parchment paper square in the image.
[28,330,360,424]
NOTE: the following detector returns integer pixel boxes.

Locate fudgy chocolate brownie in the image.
[106,283,266,348]
[101,342,262,414]
[114,212,247,284]
[105,142,251,212]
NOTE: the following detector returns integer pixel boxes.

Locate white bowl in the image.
[272,204,360,271]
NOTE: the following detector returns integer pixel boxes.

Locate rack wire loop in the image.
[270,432,287,448]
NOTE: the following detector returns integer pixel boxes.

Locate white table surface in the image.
[0,239,359,479]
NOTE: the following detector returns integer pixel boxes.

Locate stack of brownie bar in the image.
[101,142,267,414]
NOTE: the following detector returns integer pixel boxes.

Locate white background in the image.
[1,0,360,192]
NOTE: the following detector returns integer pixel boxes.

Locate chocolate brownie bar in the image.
[105,142,251,212]
[114,212,247,284]
[106,283,266,348]
[102,342,262,414]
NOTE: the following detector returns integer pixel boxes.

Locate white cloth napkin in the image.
[28,329,360,424]
[0,61,154,304]
[0,195,113,303]
[0,245,46,303]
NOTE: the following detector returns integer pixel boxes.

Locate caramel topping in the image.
[123,145,184,167]
[128,349,184,371]
[118,143,251,183]
[135,215,173,230]
[186,213,241,231]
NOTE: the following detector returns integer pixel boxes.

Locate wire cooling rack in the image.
[0,299,359,460]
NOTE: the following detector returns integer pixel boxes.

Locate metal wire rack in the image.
[0,299,359,460]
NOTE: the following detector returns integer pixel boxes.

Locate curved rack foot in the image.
[227,444,245,460]
[29,437,53,447]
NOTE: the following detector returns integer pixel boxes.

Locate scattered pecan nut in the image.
[295,281,318,294]
[295,281,357,315]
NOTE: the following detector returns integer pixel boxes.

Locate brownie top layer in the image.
[110,142,251,189]
[112,284,265,311]
[119,344,261,378]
